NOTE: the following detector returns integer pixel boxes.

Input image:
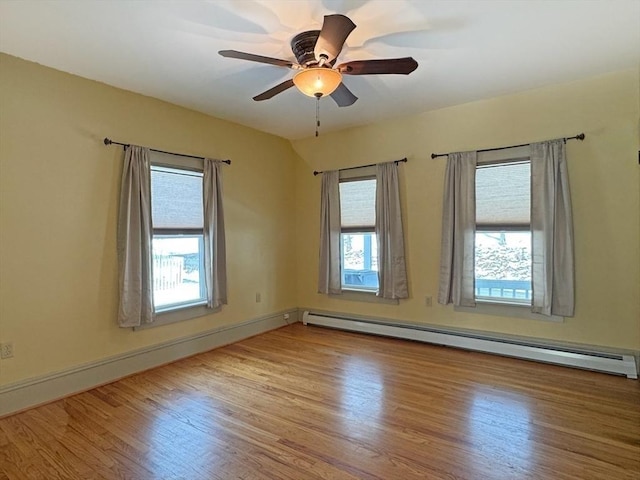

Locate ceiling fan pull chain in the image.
[315,94,321,137]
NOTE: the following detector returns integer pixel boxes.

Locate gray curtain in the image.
[318,170,342,294]
[531,140,575,316]
[117,146,154,327]
[438,151,477,307]
[376,162,409,299]
[203,159,227,309]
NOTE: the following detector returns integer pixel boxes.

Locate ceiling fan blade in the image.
[314,14,356,64]
[253,79,295,101]
[337,57,418,75]
[330,83,358,107]
[219,50,296,69]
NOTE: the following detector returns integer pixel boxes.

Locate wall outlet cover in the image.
[1,342,14,359]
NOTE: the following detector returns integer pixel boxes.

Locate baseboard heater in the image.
[302,311,638,379]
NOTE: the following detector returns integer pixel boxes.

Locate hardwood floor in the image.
[1,323,639,480]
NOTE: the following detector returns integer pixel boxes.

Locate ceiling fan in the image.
[219,14,418,107]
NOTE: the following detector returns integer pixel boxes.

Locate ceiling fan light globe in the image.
[293,68,342,98]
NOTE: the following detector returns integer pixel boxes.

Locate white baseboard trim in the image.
[301,308,639,379]
[0,308,299,417]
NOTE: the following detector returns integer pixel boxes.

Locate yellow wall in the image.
[1,53,638,390]
[292,69,640,351]
[0,54,299,386]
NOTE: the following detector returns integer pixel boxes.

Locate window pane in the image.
[151,166,203,229]
[475,231,531,303]
[476,161,530,227]
[340,179,376,229]
[341,233,378,290]
[153,236,206,309]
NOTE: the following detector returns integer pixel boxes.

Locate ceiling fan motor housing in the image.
[219,13,418,107]
[291,30,321,66]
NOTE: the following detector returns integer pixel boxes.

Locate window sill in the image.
[455,301,564,323]
[476,297,531,307]
[134,302,218,330]
[330,289,399,305]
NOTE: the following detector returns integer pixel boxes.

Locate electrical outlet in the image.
[284,313,290,321]
[425,296,433,307]
[1,342,14,359]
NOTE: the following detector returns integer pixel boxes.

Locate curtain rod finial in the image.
[577,133,585,141]
[313,171,320,176]
[103,138,112,145]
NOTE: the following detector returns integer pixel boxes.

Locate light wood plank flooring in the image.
[1,323,639,479]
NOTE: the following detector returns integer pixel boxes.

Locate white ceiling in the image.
[1,1,639,140]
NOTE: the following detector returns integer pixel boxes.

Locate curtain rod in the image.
[313,158,407,176]
[430,133,585,159]
[103,138,231,165]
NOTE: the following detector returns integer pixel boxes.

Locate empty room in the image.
[0,1,639,479]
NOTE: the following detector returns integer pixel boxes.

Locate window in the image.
[441,142,572,318]
[150,162,207,311]
[339,177,378,291]
[475,157,532,305]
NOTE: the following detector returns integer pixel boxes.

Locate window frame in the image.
[474,147,533,307]
[340,231,378,292]
[338,172,379,294]
[151,232,207,313]
[136,152,213,329]
[474,228,532,306]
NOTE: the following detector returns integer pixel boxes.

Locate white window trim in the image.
[474,145,537,313]
[475,296,530,307]
[339,165,377,180]
[145,151,212,329]
[477,145,530,165]
[339,168,380,297]
[151,150,203,171]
